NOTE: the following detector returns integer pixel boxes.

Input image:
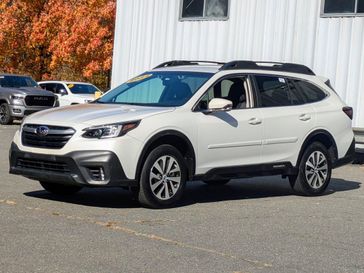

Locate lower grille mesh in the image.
[16,158,70,173]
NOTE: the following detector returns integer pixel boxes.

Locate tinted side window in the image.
[55,84,67,94]
[287,80,307,105]
[196,77,248,110]
[254,76,291,107]
[293,80,327,103]
[42,83,57,93]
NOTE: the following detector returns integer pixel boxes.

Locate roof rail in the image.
[154,60,225,69]
[219,61,315,76]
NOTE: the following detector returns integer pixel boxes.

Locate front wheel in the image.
[138,145,187,208]
[290,142,332,195]
[0,103,13,125]
[39,181,82,195]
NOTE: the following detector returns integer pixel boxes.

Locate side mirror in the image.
[204,98,233,114]
[58,89,67,96]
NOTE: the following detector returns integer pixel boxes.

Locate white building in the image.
[111,0,364,131]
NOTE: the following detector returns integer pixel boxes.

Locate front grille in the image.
[16,158,70,173]
[22,124,75,149]
[25,95,55,107]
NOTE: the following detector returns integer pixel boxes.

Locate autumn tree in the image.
[0,0,115,90]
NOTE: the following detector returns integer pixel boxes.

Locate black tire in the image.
[290,142,332,195]
[39,181,82,195]
[138,144,187,208]
[202,179,230,186]
[0,103,13,125]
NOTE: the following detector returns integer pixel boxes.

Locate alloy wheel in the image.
[0,105,8,123]
[305,151,328,189]
[149,155,181,200]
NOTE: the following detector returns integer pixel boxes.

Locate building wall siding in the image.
[112,0,364,127]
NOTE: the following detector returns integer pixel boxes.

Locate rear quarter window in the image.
[292,80,327,103]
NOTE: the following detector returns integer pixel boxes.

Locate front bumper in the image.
[8,105,54,118]
[9,143,136,187]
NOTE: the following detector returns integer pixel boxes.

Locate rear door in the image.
[252,75,316,164]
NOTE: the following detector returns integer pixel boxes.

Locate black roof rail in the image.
[219,61,315,76]
[154,60,225,69]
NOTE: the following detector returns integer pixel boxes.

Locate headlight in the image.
[11,95,25,105]
[82,121,140,139]
[11,95,25,100]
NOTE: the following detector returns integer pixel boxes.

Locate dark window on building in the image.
[358,0,364,12]
[322,0,364,16]
[324,0,355,13]
[181,0,228,20]
[182,0,204,18]
[292,80,327,103]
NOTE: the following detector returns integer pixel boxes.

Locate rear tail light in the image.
[342,106,353,120]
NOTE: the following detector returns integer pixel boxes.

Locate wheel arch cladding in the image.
[297,130,338,166]
[136,130,196,181]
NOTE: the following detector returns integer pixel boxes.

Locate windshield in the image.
[67,83,99,94]
[97,71,213,107]
[0,75,38,88]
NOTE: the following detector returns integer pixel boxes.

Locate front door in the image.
[195,76,264,175]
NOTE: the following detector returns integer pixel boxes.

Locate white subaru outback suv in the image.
[9,60,355,208]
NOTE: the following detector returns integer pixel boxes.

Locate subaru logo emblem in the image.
[36,126,49,137]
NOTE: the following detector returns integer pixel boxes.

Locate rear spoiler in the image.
[317,76,335,92]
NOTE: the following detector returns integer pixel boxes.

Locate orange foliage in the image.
[0,0,116,89]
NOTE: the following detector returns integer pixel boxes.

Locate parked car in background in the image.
[0,74,57,125]
[38,81,101,106]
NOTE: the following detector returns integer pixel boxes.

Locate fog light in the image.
[88,167,105,181]
[100,167,105,181]
[12,109,21,113]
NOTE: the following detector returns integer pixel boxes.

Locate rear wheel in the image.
[0,103,13,125]
[290,142,332,195]
[39,181,82,195]
[202,179,230,186]
[138,145,187,208]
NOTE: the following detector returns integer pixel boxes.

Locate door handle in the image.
[299,114,311,121]
[248,117,262,125]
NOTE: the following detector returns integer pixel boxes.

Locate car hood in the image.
[69,94,96,100]
[25,103,175,126]
[1,87,54,96]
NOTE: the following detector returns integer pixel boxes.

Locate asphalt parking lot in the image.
[1,125,363,273]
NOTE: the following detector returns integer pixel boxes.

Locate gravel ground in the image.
[1,125,363,273]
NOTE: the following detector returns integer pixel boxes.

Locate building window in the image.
[180,0,229,20]
[322,0,364,16]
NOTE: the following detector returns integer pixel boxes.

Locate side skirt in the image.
[193,162,298,181]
